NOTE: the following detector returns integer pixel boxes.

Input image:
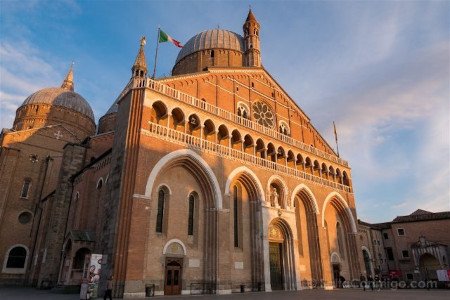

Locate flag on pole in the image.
[159,29,183,48]
[333,121,340,157]
[333,121,338,142]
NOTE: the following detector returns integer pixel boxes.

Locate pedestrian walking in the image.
[368,275,374,291]
[104,276,113,300]
[375,274,381,291]
[360,274,366,291]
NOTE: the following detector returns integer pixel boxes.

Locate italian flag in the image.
[159,29,183,48]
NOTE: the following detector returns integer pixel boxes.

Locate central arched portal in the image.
[268,219,296,291]
[419,253,440,280]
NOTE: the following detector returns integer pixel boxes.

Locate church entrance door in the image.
[269,242,284,290]
[164,259,182,295]
[332,263,341,288]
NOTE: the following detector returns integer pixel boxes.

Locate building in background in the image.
[0,10,362,296]
[358,209,450,283]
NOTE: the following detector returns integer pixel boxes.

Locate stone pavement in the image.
[1,288,450,300]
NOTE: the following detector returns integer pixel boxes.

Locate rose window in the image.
[252,101,274,128]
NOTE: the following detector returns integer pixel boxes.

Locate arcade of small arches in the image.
[148,100,351,188]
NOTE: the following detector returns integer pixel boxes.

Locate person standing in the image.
[360,274,366,291]
[368,275,374,291]
[374,274,381,291]
[104,276,113,300]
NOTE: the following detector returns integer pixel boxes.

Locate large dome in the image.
[175,29,244,64]
[22,87,95,120]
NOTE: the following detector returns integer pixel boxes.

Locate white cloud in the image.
[0,41,61,129]
[327,42,450,221]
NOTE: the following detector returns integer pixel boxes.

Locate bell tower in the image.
[243,9,261,67]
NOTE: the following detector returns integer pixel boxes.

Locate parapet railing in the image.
[141,122,352,193]
[132,77,348,167]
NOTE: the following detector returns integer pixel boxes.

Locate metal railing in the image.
[131,77,348,167]
[142,123,352,193]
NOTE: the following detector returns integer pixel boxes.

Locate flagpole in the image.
[333,121,340,157]
[152,27,160,79]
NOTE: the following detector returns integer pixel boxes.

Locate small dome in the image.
[175,29,244,64]
[22,87,94,120]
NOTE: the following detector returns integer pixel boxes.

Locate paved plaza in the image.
[0,288,450,300]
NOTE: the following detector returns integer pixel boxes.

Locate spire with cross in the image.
[132,36,148,78]
[61,62,75,91]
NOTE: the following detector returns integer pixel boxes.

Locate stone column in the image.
[216,207,231,293]
[318,225,333,289]
[261,208,272,291]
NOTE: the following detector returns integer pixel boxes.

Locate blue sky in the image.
[1,0,449,223]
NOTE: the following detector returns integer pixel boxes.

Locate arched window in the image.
[188,114,200,132]
[343,171,350,186]
[156,188,166,233]
[237,102,250,120]
[20,178,31,198]
[231,129,241,145]
[279,121,290,136]
[171,107,185,127]
[188,193,195,236]
[151,101,168,123]
[96,178,103,190]
[267,143,276,162]
[363,249,372,276]
[6,246,27,269]
[203,119,215,137]
[217,124,229,141]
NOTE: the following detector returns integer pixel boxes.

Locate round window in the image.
[18,212,32,224]
[252,101,274,128]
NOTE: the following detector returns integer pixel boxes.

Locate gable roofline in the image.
[158,67,340,157]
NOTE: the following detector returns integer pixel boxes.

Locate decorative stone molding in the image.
[145,149,223,209]
[162,239,187,256]
[290,184,319,214]
[224,166,265,203]
[321,192,357,233]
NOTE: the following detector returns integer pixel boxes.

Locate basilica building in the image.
[0,10,363,297]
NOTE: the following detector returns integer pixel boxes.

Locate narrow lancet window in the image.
[156,189,166,233]
[188,194,195,236]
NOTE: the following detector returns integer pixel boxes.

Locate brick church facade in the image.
[0,10,364,297]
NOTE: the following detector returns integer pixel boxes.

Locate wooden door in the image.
[164,260,182,295]
[269,242,283,290]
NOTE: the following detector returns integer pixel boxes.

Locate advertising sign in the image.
[88,254,103,298]
[436,269,449,281]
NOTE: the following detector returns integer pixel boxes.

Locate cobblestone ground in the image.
[0,288,449,300]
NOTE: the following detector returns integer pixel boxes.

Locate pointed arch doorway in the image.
[268,219,296,291]
[269,240,284,290]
